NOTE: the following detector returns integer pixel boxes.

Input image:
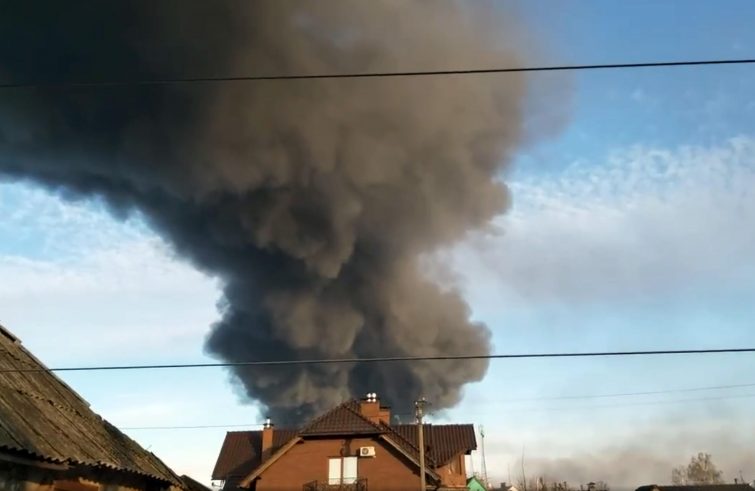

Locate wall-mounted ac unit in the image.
[359,446,376,457]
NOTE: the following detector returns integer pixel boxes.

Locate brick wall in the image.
[255,436,422,491]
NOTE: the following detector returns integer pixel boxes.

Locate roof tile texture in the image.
[212,399,477,481]
[0,324,181,485]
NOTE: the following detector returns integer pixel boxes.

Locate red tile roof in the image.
[299,400,383,436]
[181,475,212,491]
[211,429,297,481]
[391,424,477,466]
[212,399,476,482]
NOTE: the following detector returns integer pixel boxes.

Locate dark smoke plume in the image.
[1,1,537,422]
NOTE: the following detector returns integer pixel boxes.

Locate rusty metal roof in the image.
[212,399,476,481]
[0,324,182,486]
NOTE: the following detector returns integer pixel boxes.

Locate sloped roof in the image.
[392,423,477,466]
[211,429,297,480]
[299,400,383,436]
[212,398,476,483]
[181,475,212,491]
[0,324,182,486]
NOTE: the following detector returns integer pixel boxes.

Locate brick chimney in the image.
[359,393,391,424]
[261,417,274,460]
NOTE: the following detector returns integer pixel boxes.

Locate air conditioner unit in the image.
[359,446,376,457]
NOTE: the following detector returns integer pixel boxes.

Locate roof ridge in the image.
[0,323,18,342]
[298,398,385,436]
[0,324,182,486]
[297,399,352,434]
[341,399,385,431]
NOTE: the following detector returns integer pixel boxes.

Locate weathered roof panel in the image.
[0,323,182,486]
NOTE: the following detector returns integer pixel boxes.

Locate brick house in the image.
[0,323,187,491]
[212,395,476,491]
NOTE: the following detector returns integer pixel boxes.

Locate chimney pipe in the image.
[261,416,274,460]
[359,392,391,424]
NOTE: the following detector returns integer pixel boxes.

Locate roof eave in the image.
[238,436,302,488]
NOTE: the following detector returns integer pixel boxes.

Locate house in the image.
[212,394,477,490]
[467,475,488,491]
[0,323,186,491]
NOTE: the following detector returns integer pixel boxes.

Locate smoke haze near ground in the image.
[0,1,558,422]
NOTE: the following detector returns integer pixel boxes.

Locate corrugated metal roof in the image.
[212,399,476,482]
[0,324,182,486]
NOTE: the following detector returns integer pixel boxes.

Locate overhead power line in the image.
[119,389,755,430]
[1,347,753,374]
[1,58,754,90]
[121,423,265,430]
[478,392,755,415]
[492,381,755,403]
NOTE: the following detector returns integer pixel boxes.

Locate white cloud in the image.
[449,136,755,305]
[0,184,221,362]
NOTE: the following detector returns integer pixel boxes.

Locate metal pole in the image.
[416,398,427,491]
[480,425,488,488]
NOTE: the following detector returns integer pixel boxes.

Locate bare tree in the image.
[672,453,724,485]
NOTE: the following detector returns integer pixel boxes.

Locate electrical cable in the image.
[2,58,754,90]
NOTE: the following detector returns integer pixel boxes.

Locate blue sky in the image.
[2,1,755,487]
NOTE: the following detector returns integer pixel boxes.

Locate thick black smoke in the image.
[1,1,535,422]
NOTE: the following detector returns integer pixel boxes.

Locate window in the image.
[328,456,359,484]
[329,458,341,485]
[342,456,358,484]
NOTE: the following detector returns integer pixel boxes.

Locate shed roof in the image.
[0,324,182,486]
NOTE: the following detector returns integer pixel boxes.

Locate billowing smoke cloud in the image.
[0,1,544,422]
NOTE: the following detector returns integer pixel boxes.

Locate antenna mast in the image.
[480,425,489,488]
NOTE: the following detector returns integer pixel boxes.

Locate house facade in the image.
[0,323,186,491]
[212,396,477,491]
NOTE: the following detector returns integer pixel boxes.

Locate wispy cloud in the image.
[449,136,755,305]
[0,184,220,361]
